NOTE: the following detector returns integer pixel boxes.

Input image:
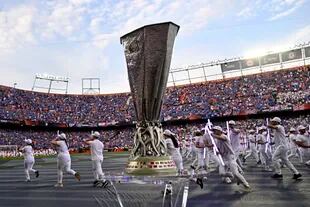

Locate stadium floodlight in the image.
[32,73,69,94]
[82,78,100,95]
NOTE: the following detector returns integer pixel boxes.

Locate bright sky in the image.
[0,0,309,94]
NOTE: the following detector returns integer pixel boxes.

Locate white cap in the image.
[57,133,66,140]
[91,131,100,138]
[297,125,306,131]
[249,129,255,133]
[258,126,266,131]
[271,117,281,123]
[212,126,223,132]
[24,139,32,144]
[289,127,296,132]
[228,120,236,125]
[164,129,175,136]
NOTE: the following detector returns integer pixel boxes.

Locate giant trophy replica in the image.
[120,22,179,175]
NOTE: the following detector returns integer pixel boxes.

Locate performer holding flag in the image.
[211,126,251,190]
[205,120,233,184]
[227,120,244,170]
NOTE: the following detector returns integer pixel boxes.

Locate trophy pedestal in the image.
[126,156,177,175]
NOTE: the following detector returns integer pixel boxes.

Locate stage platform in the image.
[0,153,309,207]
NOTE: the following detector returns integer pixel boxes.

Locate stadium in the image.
[0,1,309,207]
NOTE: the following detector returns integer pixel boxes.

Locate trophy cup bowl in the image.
[120,22,180,175]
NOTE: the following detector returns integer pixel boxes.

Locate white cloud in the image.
[237,7,253,18]
[236,0,305,21]
[39,1,88,40]
[243,24,310,58]
[285,24,310,45]
[69,0,95,6]
[3,0,306,94]
[0,5,36,51]
[268,0,304,21]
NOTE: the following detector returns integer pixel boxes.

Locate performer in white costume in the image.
[257,126,272,171]
[204,129,232,184]
[163,129,184,175]
[294,125,310,166]
[268,117,302,179]
[212,126,251,190]
[244,130,260,164]
[20,139,39,182]
[288,127,303,163]
[84,131,109,187]
[228,120,244,170]
[51,133,81,187]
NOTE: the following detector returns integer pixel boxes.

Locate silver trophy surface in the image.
[120,22,179,174]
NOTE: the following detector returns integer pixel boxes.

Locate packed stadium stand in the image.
[0,65,309,153]
[0,65,309,126]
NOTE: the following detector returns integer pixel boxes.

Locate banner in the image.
[221,61,240,72]
[281,49,302,62]
[305,46,310,58]
[260,53,280,65]
[241,58,259,69]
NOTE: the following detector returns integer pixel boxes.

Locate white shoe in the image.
[224,177,232,184]
[54,183,63,188]
[242,184,252,192]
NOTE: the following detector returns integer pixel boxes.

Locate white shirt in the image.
[216,134,235,158]
[56,140,70,155]
[248,134,256,148]
[230,129,240,152]
[166,138,181,159]
[257,134,266,150]
[272,125,288,147]
[22,145,34,160]
[295,134,308,143]
[89,139,104,161]
[195,135,207,153]
[190,136,197,152]
[289,134,298,148]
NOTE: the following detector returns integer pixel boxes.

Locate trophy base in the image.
[126,156,177,175]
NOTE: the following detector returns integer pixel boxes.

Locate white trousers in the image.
[219,155,249,186]
[57,154,76,184]
[234,150,244,169]
[197,149,205,168]
[245,146,259,162]
[259,147,271,167]
[24,158,36,180]
[272,145,299,175]
[92,159,104,181]
[288,147,303,163]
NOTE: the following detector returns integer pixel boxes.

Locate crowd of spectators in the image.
[163,65,309,119]
[0,66,308,126]
[0,115,309,156]
[0,128,133,151]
